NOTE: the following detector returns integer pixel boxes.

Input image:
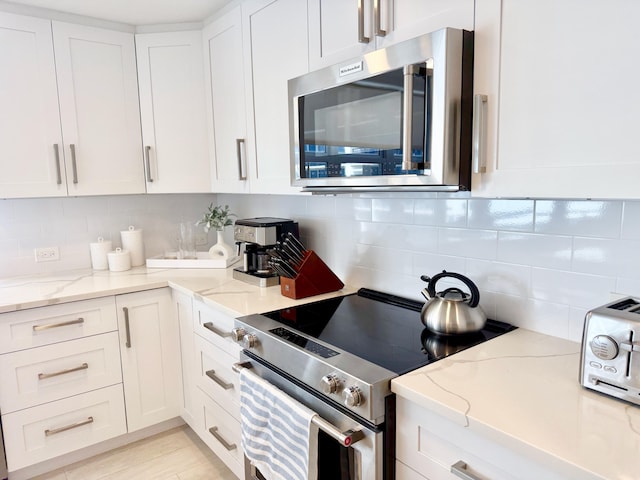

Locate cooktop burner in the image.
[262,288,515,375]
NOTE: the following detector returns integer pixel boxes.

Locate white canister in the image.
[120,225,145,266]
[107,248,131,272]
[89,237,113,270]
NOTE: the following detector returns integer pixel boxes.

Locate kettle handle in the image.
[422,271,481,308]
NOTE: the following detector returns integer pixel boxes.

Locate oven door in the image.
[237,353,385,480]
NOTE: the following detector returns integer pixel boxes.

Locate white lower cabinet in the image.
[116,288,181,432]
[2,384,127,471]
[174,289,200,430]
[192,299,243,479]
[396,397,564,480]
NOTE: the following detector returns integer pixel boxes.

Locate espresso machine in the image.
[232,217,299,287]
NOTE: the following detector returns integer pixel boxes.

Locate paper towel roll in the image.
[120,225,145,266]
[89,237,112,270]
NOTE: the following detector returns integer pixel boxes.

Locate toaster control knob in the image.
[232,327,246,342]
[344,386,363,407]
[320,374,340,394]
[242,333,259,349]
[590,335,618,360]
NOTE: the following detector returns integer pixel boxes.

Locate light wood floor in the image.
[32,425,238,480]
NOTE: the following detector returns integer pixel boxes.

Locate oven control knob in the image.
[320,374,340,394]
[232,327,246,342]
[343,386,363,407]
[242,333,259,349]
[590,335,618,360]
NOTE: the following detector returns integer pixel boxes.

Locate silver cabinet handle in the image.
[236,138,247,180]
[33,318,84,332]
[206,369,234,390]
[53,144,62,185]
[145,146,153,182]
[451,460,484,480]
[38,362,88,380]
[70,143,78,184]
[472,94,488,174]
[401,64,418,171]
[123,307,131,348]
[45,416,94,437]
[357,0,370,44]
[208,426,236,451]
[373,0,386,37]
[203,321,232,338]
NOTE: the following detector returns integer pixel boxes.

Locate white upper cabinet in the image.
[0,12,66,198]
[242,0,309,194]
[203,6,250,194]
[472,0,640,199]
[136,31,211,193]
[308,0,474,70]
[53,21,145,196]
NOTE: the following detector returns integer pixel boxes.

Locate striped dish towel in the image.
[239,368,318,480]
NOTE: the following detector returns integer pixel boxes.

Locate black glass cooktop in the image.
[263,288,515,375]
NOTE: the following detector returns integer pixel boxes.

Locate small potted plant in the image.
[198,203,236,259]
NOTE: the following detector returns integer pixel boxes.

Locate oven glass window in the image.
[298,62,432,179]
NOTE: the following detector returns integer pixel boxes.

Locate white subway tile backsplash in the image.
[468,199,534,231]
[414,198,467,227]
[372,198,414,224]
[497,232,572,269]
[5,192,640,342]
[531,268,615,308]
[438,228,498,260]
[534,200,622,238]
[621,201,640,240]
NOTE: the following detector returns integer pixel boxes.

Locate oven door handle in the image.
[233,362,366,447]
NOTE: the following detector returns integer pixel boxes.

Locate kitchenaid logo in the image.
[339,61,363,77]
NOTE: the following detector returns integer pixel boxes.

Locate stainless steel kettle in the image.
[420,271,487,334]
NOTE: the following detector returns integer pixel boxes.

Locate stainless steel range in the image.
[233,288,514,480]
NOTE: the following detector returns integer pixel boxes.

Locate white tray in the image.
[146,252,240,269]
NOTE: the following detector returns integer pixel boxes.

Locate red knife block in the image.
[280,250,344,300]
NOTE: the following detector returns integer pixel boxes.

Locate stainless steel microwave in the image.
[288,28,473,193]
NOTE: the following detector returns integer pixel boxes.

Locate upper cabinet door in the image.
[53,22,144,196]
[136,31,211,193]
[308,0,474,71]
[203,6,250,194]
[472,0,640,199]
[242,0,309,194]
[0,13,65,198]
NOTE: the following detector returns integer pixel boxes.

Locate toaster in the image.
[580,296,640,405]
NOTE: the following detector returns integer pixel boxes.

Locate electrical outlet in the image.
[195,232,208,246]
[35,246,60,262]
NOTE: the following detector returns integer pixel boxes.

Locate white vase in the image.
[209,229,235,260]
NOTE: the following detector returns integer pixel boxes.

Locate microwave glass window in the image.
[298,62,432,179]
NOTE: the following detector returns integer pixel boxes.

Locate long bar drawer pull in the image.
[232,362,365,447]
[451,460,484,480]
[209,426,237,451]
[203,321,232,338]
[33,318,85,332]
[206,369,234,390]
[39,362,89,380]
[123,307,131,348]
[45,416,94,437]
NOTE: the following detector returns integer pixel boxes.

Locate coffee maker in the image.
[232,217,299,287]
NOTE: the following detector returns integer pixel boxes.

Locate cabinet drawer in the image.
[2,384,127,471]
[396,397,563,480]
[0,332,122,413]
[193,301,241,357]
[396,460,429,480]
[198,388,243,479]
[0,297,118,353]
[195,334,240,420]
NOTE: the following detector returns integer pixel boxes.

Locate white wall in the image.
[2,191,640,343]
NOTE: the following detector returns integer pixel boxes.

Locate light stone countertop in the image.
[0,266,355,316]
[391,328,640,480]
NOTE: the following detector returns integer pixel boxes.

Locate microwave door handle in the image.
[402,65,418,171]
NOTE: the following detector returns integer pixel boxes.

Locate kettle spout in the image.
[421,288,431,301]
